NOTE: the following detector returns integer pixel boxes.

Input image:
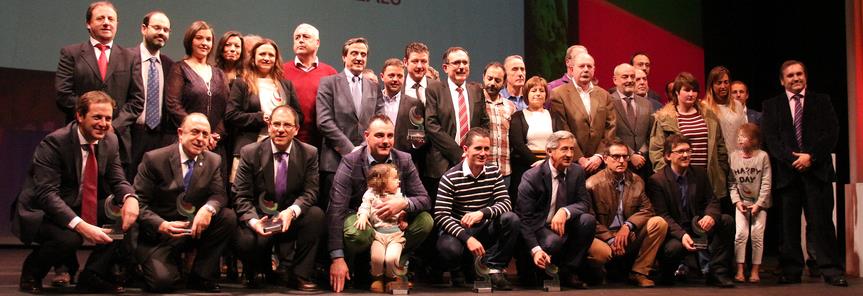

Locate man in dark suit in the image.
[762,60,847,286]
[610,63,656,181]
[646,134,735,287]
[424,47,489,196]
[55,2,143,165]
[233,106,322,290]
[327,115,433,292]
[134,113,237,292]
[316,37,383,210]
[379,58,426,159]
[516,130,595,289]
[731,81,762,125]
[550,53,617,175]
[128,11,176,180]
[12,91,139,293]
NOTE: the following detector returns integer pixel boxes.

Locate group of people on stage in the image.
[12,1,849,294]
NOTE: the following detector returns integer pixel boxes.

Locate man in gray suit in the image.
[610,63,655,181]
[316,37,383,209]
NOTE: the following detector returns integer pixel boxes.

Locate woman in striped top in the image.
[649,72,730,200]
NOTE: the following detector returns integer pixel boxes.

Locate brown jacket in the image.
[550,83,617,159]
[586,168,655,241]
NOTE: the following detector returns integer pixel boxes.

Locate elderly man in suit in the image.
[610,63,656,181]
[516,130,596,289]
[327,114,433,292]
[550,53,617,175]
[232,106,322,290]
[424,47,489,196]
[128,11,175,180]
[316,37,383,210]
[13,91,139,294]
[762,60,847,286]
[585,140,667,288]
[646,134,735,288]
[134,113,237,292]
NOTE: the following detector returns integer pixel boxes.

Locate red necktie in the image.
[81,144,98,225]
[457,86,469,144]
[95,44,109,81]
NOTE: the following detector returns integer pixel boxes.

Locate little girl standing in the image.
[355,163,408,293]
[729,123,771,283]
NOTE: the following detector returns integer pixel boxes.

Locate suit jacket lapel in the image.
[635,97,650,131]
[337,73,358,118]
[540,161,553,212]
[260,140,276,196]
[80,43,101,81]
[69,124,84,184]
[105,44,122,82]
[565,85,589,124]
[168,145,183,192]
[360,78,377,125]
[612,97,634,131]
[588,90,599,126]
[190,152,206,192]
[441,82,456,131]
[286,140,303,199]
[663,167,684,218]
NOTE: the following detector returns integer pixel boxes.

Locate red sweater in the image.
[282,60,338,146]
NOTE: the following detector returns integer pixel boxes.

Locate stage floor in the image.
[0,248,858,295]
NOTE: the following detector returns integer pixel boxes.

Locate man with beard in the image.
[634,69,663,110]
[482,62,517,186]
[500,55,527,111]
[550,53,617,175]
[316,37,383,210]
[610,64,655,181]
[327,115,432,292]
[128,11,175,180]
[515,130,596,289]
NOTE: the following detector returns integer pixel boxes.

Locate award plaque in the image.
[472,256,492,293]
[102,195,124,240]
[258,195,283,234]
[176,197,195,235]
[406,106,426,148]
[691,216,709,250]
[389,260,410,295]
[543,264,561,292]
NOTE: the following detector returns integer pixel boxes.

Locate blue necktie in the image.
[274,152,288,201]
[144,57,161,129]
[183,159,195,191]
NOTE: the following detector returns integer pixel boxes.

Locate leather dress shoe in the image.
[561,273,588,289]
[292,276,320,291]
[489,273,513,291]
[76,271,125,293]
[629,272,655,288]
[187,277,221,293]
[706,274,735,288]
[825,275,849,287]
[19,278,43,294]
[777,275,802,284]
[52,272,71,287]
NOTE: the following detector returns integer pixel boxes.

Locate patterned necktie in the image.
[183,159,195,191]
[95,43,109,81]
[351,76,362,112]
[792,94,804,149]
[274,152,288,201]
[144,57,161,129]
[457,86,469,144]
[81,144,98,225]
[624,97,636,126]
[413,83,425,105]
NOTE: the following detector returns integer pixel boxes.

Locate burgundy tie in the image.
[81,144,98,225]
[457,87,469,144]
[95,44,109,81]
[792,94,804,149]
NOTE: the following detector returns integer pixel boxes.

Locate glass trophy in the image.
[472,256,492,293]
[176,198,196,235]
[543,264,561,292]
[258,195,283,234]
[691,216,709,250]
[406,106,425,147]
[389,260,410,295]
[102,195,124,240]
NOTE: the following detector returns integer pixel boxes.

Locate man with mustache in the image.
[515,130,595,289]
[550,53,617,175]
[610,63,656,182]
[762,60,847,286]
[317,37,383,210]
[585,140,667,288]
[128,11,176,181]
[13,91,139,294]
[434,128,519,291]
[133,113,237,292]
[482,62,517,186]
[327,115,432,292]
[500,55,527,111]
[646,134,735,287]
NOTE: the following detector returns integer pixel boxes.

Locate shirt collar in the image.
[89,37,113,49]
[786,89,806,100]
[139,43,160,63]
[382,90,401,103]
[76,126,99,146]
[344,68,362,81]
[500,87,521,99]
[367,147,394,166]
[409,76,427,89]
[575,82,594,93]
[462,160,486,179]
[672,167,688,182]
[447,77,465,91]
[178,144,196,164]
[294,56,318,68]
[485,93,504,104]
[547,161,566,180]
[270,139,293,155]
[616,90,632,99]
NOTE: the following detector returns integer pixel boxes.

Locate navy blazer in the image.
[13,122,134,244]
[327,146,430,252]
[516,160,591,250]
[646,166,720,240]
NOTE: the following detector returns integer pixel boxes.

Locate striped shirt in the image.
[434,161,512,242]
[485,96,517,176]
[677,111,709,167]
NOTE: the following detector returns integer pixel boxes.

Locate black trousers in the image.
[778,175,844,278]
[129,124,177,182]
[436,212,521,270]
[659,214,734,277]
[20,220,121,282]
[135,209,237,292]
[533,213,596,270]
[235,206,324,279]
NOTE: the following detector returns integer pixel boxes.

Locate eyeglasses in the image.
[671,149,692,155]
[270,122,297,130]
[607,154,630,161]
